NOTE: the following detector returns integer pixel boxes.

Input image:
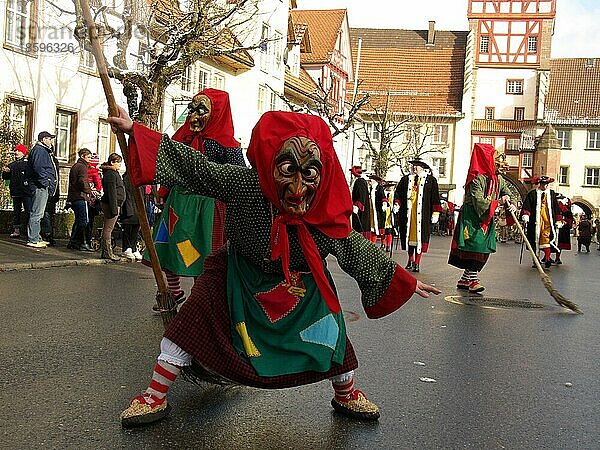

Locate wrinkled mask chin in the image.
[273,136,322,216]
[188,94,212,132]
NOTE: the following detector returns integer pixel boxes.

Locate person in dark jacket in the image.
[120,172,142,260]
[349,165,370,239]
[100,153,125,260]
[67,148,94,251]
[41,151,60,246]
[576,214,593,253]
[2,144,32,237]
[27,131,58,248]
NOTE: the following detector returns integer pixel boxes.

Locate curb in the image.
[0,258,112,272]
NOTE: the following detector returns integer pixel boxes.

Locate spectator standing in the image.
[85,152,103,247]
[349,165,371,239]
[2,144,32,238]
[27,131,58,248]
[100,153,125,260]
[41,150,60,246]
[576,214,593,253]
[595,219,600,250]
[120,172,142,260]
[67,148,94,251]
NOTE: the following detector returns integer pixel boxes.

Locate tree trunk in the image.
[136,84,165,129]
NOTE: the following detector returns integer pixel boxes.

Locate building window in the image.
[485,107,494,120]
[506,138,520,152]
[432,124,448,144]
[7,97,34,145]
[269,91,277,111]
[432,157,446,177]
[260,23,270,72]
[80,47,96,72]
[136,42,150,71]
[480,35,490,53]
[506,79,524,95]
[5,0,33,49]
[556,129,571,149]
[559,166,569,185]
[55,109,77,161]
[364,122,380,141]
[522,152,533,168]
[514,107,525,121]
[198,66,210,91]
[212,73,225,90]
[584,167,600,186]
[257,85,267,114]
[480,136,494,145]
[527,36,538,53]
[181,65,194,92]
[97,119,114,163]
[587,130,600,149]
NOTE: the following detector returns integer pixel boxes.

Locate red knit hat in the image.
[14,144,27,156]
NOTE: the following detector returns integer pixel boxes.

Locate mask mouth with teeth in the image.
[188,94,212,131]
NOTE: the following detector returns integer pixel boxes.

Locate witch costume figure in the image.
[521,175,562,268]
[109,109,440,427]
[143,88,245,307]
[448,144,516,293]
[393,159,442,273]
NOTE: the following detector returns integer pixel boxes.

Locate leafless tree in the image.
[356,91,450,179]
[273,79,370,137]
[70,0,267,127]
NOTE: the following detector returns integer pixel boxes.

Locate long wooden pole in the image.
[78,0,176,326]
[509,209,581,314]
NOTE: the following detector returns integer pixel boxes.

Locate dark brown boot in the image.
[101,239,121,261]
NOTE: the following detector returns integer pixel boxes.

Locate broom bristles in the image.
[541,275,582,314]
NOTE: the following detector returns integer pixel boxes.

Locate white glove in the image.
[500,195,510,205]
[393,204,400,213]
[507,203,517,214]
[381,203,388,211]
[522,214,530,223]
[556,221,564,229]
[353,205,359,215]
[431,212,439,224]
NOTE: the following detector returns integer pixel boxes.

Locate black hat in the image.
[532,175,554,185]
[408,158,431,171]
[38,131,55,140]
[367,173,384,182]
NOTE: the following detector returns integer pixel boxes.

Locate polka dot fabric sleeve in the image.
[155,135,250,204]
[327,230,417,317]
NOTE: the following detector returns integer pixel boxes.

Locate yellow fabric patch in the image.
[463,226,470,241]
[235,322,261,357]
[176,239,201,268]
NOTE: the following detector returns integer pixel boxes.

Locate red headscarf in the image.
[464,143,498,231]
[15,144,27,156]
[172,88,240,151]
[246,111,352,314]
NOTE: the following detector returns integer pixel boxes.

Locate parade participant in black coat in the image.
[394,159,442,273]
[349,165,370,239]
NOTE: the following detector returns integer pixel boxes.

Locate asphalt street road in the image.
[0,236,598,449]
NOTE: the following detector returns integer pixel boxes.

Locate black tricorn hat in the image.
[408,158,431,171]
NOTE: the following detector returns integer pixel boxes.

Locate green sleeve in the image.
[468,175,493,218]
[155,135,251,203]
[327,230,397,309]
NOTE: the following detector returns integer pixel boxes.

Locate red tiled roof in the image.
[284,67,319,102]
[472,119,536,133]
[545,58,600,122]
[347,28,467,117]
[290,9,346,64]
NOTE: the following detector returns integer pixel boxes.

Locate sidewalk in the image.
[0,234,111,271]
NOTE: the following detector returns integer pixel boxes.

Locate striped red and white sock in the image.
[165,271,183,298]
[332,377,355,402]
[142,360,180,407]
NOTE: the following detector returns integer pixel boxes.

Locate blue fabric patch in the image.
[299,314,339,350]
[155,219,169,244]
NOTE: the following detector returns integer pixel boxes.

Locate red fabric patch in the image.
[254,278,305,323]
[129,123,162,187]
[168,206,179,235]
[364,265,417,319]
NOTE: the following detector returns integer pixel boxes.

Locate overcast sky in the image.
[298,0,600,58]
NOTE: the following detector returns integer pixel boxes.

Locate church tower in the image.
[468,0,557,183]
